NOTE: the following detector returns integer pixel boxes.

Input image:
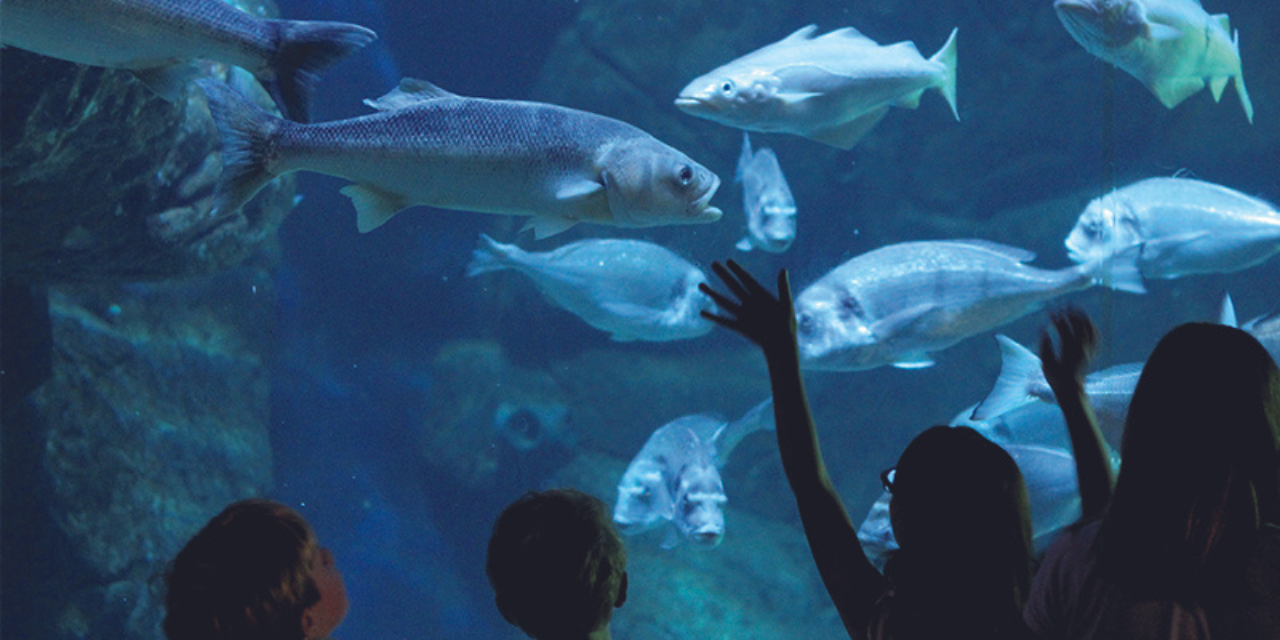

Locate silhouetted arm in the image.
[701,260,887,638]
[1039,307,1113,521]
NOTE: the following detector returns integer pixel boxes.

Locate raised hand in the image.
[699,260,796,356]
[1039,306,1098,396]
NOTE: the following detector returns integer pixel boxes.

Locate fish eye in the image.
[838,295,862,320]
[720,81,735,96]
[677,165,694,186]
[797,313,814,335]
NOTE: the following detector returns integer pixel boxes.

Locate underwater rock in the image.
[421,340,576,489]
[555,451,847,639]
[0,0,295,284]
[20,270,276,640]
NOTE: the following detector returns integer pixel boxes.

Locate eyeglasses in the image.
[880,467,896,493]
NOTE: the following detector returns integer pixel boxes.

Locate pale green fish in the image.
[1055,0,1253,122]
[198,78,722,238]
[676,25,958,149]
[0,0,376,122]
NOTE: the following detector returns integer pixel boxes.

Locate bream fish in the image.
[735,133,797,253]
[1054,0,1252,121]
[0,0,376,122]
[614,399,774,549]
[1065,177,1280,280]
[794,239,1144,371]
[971,334,1143,449]
[466,234,713,342]
[198,78,722,238]
[676,25,958,149]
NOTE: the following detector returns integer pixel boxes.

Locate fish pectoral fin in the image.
[660,527,682,550]
[1138,231,1212,262]
[341,184,409,233]
[131,64,202,101]
[804,106,890,150]
[520,216,578,239]
[735,237,754,252]
[363,77,456,111]
[602,301,658,321]
[1148,76,1205,109]
[554,178,604,202]
[777,91,823,105]
[1147,23,1183,42]
[892,354,936,369]
[869,302,938,339]
[1209,76,1229,102]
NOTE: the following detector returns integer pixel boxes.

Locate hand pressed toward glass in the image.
[698,260,797,355]
[1039,306,1098,396]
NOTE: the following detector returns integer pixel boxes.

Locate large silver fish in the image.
[198,78,723,238]
[614,399,774,549]
[794,240,1144,371]
[1054,0,1252,122]
[1065,177,1280,280]
[0,0,376,122]
[465,234,713,342]
[735,133,796,253]
[676,25,958,149]
[971,334,1143,449]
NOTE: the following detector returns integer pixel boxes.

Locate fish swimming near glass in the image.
[1065,177,1280,280]
[676,24,958,149]
[971,334,1142,449]
[197,77,722,238]
[465,234,713,342]
[1054,0,1253,122]
[614,399,775,549]
[0,0,376,123]
[793,239,1145,371]
[735,133,797,253]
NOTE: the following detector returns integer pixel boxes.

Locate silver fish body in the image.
[676,25,958,149]
[1066,177,1280,279]
[613,399,773,549]
[1054,0,1252,121]
[466,235,713,342]
[198,78,722,238]
[614,415,727,549]
[971,334,1143,449]
[0,0,376,122]
[794,240,1143,371]
[735,134,796,253]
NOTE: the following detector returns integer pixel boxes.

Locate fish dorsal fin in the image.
[363,77,457,111]
[782,25,821,43]
[819,26,872,42]
[735,132,753,183]
[520,215,578,239]
[1219,293,1237,327]
[944,239,1037,263]
[1214,13,1229,33]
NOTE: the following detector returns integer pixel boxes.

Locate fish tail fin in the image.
[929,27,959,121]
[735,132,752,183]
[265,20,378,122]
[713,397,776,467]
[971,335,1042,421]
[1231,29,1254,124]
[465,234,517,277]
[197,79,286,218]
[1082,243,1146,294]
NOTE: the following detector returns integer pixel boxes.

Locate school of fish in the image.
[4,0,1275,553]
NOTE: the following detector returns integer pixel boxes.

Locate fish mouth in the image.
[674,96,713,114]
[688,529,724,548]
[688,177,723,221]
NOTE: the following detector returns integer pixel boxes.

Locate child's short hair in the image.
[486,488,628,638]
[163,499,321,640]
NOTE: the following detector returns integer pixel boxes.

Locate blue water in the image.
[262,0,1275,638]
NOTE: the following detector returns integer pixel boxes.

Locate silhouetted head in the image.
[1101,322,1280,597]
[487,488,628,639]
[163,499,348,640]
[886,426,1034,622]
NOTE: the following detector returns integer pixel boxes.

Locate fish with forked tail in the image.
[0,0,376,123]
[676,25,958,149]
[197,78,722,238]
